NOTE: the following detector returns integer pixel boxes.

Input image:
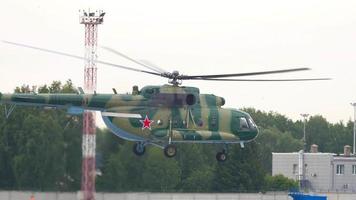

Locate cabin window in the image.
[146,89,154,94]
[186,94,196,105]
[240,117,249,129]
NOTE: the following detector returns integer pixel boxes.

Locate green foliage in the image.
[306,116,330,152]
[177,144,216,192]
[14,85,31,93]
[12,113,65,190]
[180,167,214,192]
[263,174,298,191]
[97,141,181,192]
[243,108,302,138]
[212,143,265,192]
[0,80,82,191]
[256,127,303,172]
[142,148,181,191]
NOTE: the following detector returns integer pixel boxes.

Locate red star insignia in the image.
[140,115,154,130]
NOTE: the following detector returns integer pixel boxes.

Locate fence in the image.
[0,191,355,200]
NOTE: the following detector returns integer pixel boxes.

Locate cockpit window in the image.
[240,117,249,129]
[146,89,154,94]
[248,118,257,128]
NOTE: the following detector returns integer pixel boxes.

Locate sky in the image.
[1,0,356,124]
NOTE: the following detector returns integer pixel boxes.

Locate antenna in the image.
[79,9,104,200]
[351,103,356,155]
[300,113,309,152]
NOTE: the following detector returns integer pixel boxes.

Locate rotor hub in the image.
[167,70,183,86]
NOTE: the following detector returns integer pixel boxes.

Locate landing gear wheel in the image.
[133,142,146,156]
[216,151,227,162]
[164,144,177,158]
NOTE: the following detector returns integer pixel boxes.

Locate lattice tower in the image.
[79,9,105,200]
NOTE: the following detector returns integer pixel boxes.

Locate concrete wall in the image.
[273,152,299,180]
[304,153,334,191]
[273,152,356,192]
[0,191,355,200]
[0,192,291,200]
[333,157,356,191]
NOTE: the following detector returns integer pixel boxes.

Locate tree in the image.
[176,144,216,192]
[243,108,302,138]
[180,166,214,192]
[306,116,330,152]
[256,127,302,173]
[14,85,31,93]
[0,80,82,191]
[329,121,353,153]
[212,142,265,192]
[61,79,77,93]
[38,85,50,93]
[263,174,298,191]
[142,148,181,192]
[12,113,65,190]
[97,142,181,192]
[49,81,62,93]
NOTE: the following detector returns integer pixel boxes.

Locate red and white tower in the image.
[79,10,105,200]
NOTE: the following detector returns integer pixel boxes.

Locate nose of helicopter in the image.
[237,114,259,141]
[248,117,259,135]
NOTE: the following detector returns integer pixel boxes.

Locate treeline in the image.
[0,81,353,192]
[0,80,82,191]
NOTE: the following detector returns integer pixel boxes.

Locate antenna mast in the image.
[79,9,105,200]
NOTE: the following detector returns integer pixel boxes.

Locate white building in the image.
[272,145,356,192]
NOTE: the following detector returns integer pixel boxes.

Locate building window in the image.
[352,165,356,175]
[336,164,345,175]
[293,164,298,175]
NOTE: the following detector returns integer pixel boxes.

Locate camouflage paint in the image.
[0,84,258,145]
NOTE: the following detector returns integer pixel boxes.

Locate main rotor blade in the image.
[192,78,331,82]
[2,41,162,77]
[101,46,168,73]
[139,59,169,73]
[181,68,311,79]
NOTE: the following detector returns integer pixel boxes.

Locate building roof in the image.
[272,152,335,155]
[272,152,356,161]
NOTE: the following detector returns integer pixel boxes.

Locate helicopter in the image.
[0,41,330,162]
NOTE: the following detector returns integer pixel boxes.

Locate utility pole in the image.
[300,113,309,152]
[79,9,105,200]
[351,103,356,155]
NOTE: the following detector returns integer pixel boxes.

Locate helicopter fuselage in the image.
[0,84,258,147]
